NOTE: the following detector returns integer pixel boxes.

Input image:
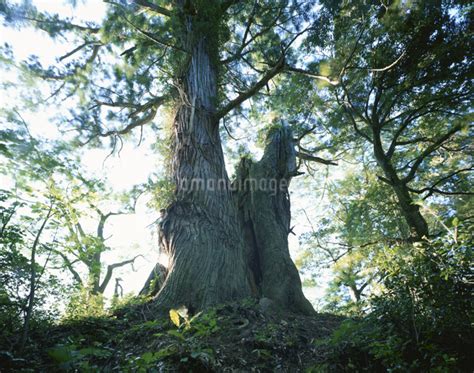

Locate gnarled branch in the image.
[98,255,143,294]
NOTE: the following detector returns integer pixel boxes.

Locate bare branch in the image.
[221,4,283,64]
[418,188,473,198]
[41,44,102,80]
[88,202,131,239]
[58,41,100,62]
[296,151,338,166]
[337,26,365,80]
[342,100,373,143]
[369,51,405,72]
[285,66,339,86]
[132,0,172,17]
[216,56,285,119]
[92,96,167,140]
[98,255,143,293]
[120,15,185,52]
[408,166,473,198]
[47,246,83,286]
[403,125,462,183]
[21,15,100,34]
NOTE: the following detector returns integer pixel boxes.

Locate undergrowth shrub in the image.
[320,222,473,372]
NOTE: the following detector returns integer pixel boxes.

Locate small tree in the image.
[0,190,62,350]
[49,182,141,299]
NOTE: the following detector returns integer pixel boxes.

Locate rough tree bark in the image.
[144,2,313,315]
[233,126,314,315]
[140,262,168,297]
[151,8,251,310]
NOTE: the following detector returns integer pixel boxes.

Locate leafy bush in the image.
[0,191,62,350]
[64,288,107,320]
[322,222,473,372]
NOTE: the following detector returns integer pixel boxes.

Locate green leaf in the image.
[167,329,185,340]
[141,351,157,364]
[169,309,181,327]
[452,217,459,227]
[47,344,77,364]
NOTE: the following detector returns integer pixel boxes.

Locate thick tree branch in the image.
[295,125,317,142]
[132,0,172,16]
[296,151,338,166]
[216,56,285,119]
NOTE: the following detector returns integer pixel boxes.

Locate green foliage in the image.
[320,223,473,371]
[148,176,175,210]
[298,170,407,313]
[0,190,63,350]
[0,192,28,345]
[167,306,219,337]
[47,342,114,371]
[64,288,107,320]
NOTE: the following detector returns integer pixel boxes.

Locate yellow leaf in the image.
[169,309,181,327]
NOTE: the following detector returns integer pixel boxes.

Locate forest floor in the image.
[3,299,347,372]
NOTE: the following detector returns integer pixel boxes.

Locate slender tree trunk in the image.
[348,285,361,303]
[20,204,53,352]
[372,131,429,239]
[89,252,102,295]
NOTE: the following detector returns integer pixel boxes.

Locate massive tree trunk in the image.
[152,10,251,310]
[145,4,313,315]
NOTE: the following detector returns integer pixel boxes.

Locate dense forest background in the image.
[0,0,472,371]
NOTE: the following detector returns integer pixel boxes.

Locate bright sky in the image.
[0,0,337,306]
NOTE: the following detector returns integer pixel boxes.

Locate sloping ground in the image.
[3,299,344,372]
